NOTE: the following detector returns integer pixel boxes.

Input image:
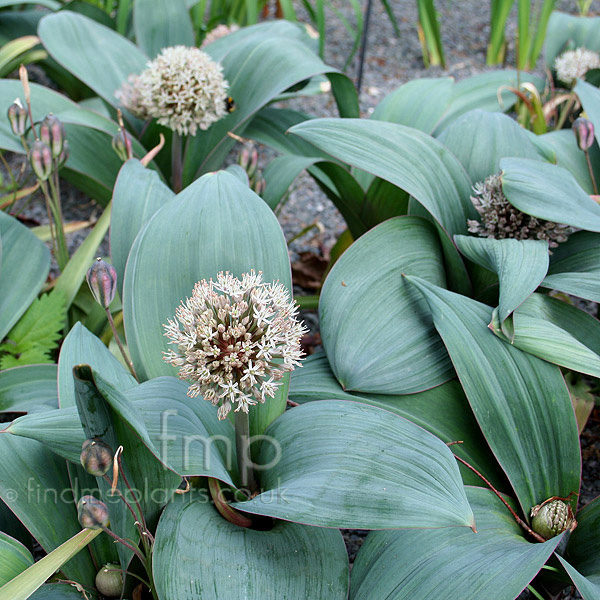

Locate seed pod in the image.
[530,499,575,540]
[77,495,109,530]
[95,563,124,597]
[111,128,132,161]
[573,117,595,151]
[7,99,27,137]
[80,438,113,476]
[86,257,117,308]
[28,140,52,181]
[57,140,70,169]
[40,114,65,159]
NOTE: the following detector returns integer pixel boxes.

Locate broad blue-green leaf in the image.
[545,12,600,67]
[0,365,57,413]
[454,235,549,325]
[58,323,137,408]
[405,276,581,517]
[434,70,545,133]
[290,352,507,491]
[0,434,96,584]
[438,110,541,183]
[262,155,320,210]
[0,533,33,586]
[543,231,600,302]
[133,0,194,58]
[39,12,148,113]
[0,212,49,342]
[123,170,290,380]
[575,79,600,147]
[319,216,453,394]
[153,491,349,600]
[0,528,101,600]
[232,400,475,530]
[29,584,89,599]
[350,487,565,600]
[497,294,600,378]
[110,159,175,297]
[500,157,600,231]
[557,556,600,600]
[289,117,474,293]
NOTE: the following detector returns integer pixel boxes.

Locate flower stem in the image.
[105,308,137,380]
[555,93,576,130]
[585,149,598,195]
[235,410,257,492]
[171,132,183,193]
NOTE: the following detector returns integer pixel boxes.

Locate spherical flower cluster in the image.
[467,174,573,249]
[116,45,229,136]
[554,47,600,87]
[201,24,240,47]
[163,271,307,420]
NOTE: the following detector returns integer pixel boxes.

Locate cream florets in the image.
[163,271,307,420]
[201,24,240,47]
[467,174,573,249]
[116,45,229,136]
[554,47,600,87]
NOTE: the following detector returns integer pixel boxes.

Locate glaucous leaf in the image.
[0,532,33,586]
[556,556,600,600]
[575,79,600,146]
[0,365,57,414]
[545,12,600,67]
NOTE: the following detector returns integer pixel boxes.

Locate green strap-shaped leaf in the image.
[133,0,194,58]
[0,528,101,600]
[556,556,600,600]
[58,322,137,408]
[495,294,600,378]
[500,157,600,231]
[0,434,96,584]
[110,159,175,297]
[438,110,541,183]
[543,231,600,302]
[405,276,581,517]
[29,584,89,599]
[290,352,508,490]
[319,216,454,394]
[0,533,33,586]
[0,212,49,342]
[0,365,57,413]
[350,487,565,600]
[232,400,475,530]
[545,12,600,67]
[153,490,349,600]
[454,235,549,326]
[261,155,320,211]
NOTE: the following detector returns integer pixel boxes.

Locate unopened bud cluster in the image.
[163,270,307,419]
[530,498,576,540]
[112,128,133,161]
[573,117,595,152]
[467,174,573,249]
[86,258,117,309]
[237,146,266,196]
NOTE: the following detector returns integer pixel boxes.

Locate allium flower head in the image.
[163,271,307,420]
[116,46,229,136]
[467,174,573,249]
[554,47,600,87]
[201,24,240,47]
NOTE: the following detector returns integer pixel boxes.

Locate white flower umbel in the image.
[163,271,307,420]
[201,24,240,47]
[554,47,600,87]
[119,46,229,136]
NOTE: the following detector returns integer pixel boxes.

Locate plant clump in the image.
[467,174,573,249]
[554,47,600,87]
[116,45,229,135]
[163,270,307,419]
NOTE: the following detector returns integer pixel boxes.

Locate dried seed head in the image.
[86,257,117,308]
[80,438,113,477]
[573,117,595,151]
[163,270,308,419]
[530,499,576,540]
[28,140,53,181]
[201,23,240,47]
[77,495,109,529]
[95,563,123,597]
[7,98,27,137]
[467,173,573,250]
[554,47,600,87]
[116,45,229,136]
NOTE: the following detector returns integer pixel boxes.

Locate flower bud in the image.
[111,128,132,161]
[237,148,250,170]
[573,117,595,151]
[95,563,123,597]
[28,140,52,181]
[530,499,575,540]
[80,438,113,476]
[77,495,109,529]
[7,99,27,137]
[86,258,117,308]
[57,140,69,169]
[39,114,65,159]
